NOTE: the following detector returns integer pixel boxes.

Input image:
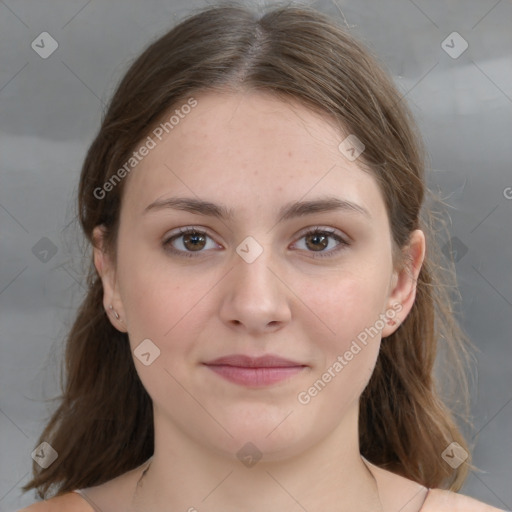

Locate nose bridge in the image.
[233,236,280,298]
[220,234,291,331]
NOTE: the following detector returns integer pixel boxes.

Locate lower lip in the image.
[204,364,306,387]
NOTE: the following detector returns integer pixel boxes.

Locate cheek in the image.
[302,271,389,343]
[118,256,213,377]
[119,270,204,400]
[299,272,386,394]
[117,239,183,327]
[124,279,198,348]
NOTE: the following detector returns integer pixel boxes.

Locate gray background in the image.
[1,0,511,510]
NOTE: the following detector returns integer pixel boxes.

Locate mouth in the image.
[202,354,308,387]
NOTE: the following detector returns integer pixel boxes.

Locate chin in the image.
[206,413,321,462]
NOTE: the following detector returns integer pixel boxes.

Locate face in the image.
[94,90,424,462]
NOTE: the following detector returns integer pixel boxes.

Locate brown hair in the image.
[22,0,475,499]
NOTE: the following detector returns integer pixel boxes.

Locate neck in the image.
[130,405,383,512]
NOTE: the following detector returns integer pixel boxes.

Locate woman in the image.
[19,2,508,511]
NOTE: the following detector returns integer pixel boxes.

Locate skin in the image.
[92,90,427,512]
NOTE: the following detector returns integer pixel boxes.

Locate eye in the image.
[293,227,349,258]
[163,226,350,259]
[163,227,219,258]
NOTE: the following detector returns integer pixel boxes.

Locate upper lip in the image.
[203,354,306,368]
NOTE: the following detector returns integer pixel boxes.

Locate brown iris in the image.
[305,232,329,251]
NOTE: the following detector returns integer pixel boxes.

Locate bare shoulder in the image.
[17,492,93,512]
[424,488,508,512]
[364,458,506,512]
[17,458,152,512]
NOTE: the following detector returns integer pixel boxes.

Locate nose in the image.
[219,245,292,335]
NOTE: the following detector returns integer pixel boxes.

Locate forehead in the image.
[120,90,386,225]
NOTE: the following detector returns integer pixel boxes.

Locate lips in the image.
[202,354,308,387]
[203,354,306,368]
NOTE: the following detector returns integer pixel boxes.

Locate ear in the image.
[92,225,127,333]
[380,229,426,338]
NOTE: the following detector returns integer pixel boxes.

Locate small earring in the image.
[387,317,399,326]
[109,304,120,320]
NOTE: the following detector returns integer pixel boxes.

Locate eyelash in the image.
[163,226,349,259]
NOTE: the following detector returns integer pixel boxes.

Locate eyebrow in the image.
[143,195,371,221]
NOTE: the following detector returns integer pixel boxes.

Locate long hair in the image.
[22,1,474,499]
